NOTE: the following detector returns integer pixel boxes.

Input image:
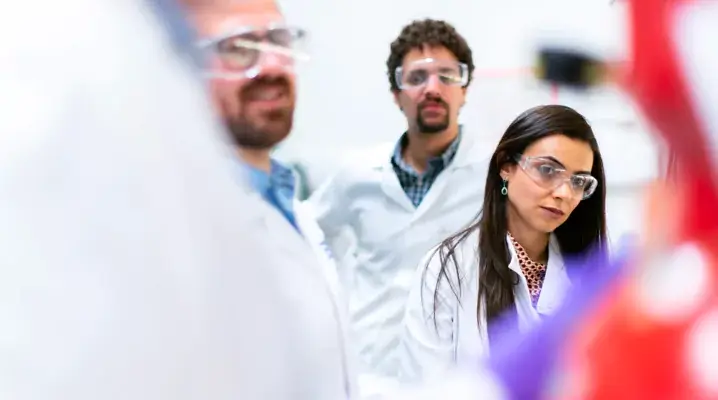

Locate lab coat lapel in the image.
[504,234,571,316]
[379,161,416,212]
[245,189,305,261]
[259,198,354,397]
[237,178,273,229]
[293,199,343,303]
[536,236,571,315]
[239,169,339,306]
[504,234,548,335]
[506,234,524,276]
[411,132,478,222]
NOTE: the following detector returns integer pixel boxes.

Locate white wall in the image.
[276,0,661,243]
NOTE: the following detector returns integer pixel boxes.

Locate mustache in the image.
[418,98,449,110]
[241,76,291,97]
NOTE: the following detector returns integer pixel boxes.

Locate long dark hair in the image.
[427,104,607,331]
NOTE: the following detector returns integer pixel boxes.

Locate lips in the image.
[242,76,292,106]
[421,103,444,111]
[246,84,288,102]
[541,206,565,217]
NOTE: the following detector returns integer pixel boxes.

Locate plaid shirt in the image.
[391,130,462,207]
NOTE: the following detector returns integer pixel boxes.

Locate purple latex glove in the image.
[486,245,631,399]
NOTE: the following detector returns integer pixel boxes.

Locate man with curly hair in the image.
[308,19,489,384]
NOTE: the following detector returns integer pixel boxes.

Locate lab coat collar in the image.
[375,126,483,212]
[390,129,462,174]
[373,125,479,171]
[505,234,564,275]
[506,233,570,314]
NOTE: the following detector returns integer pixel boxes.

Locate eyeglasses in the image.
[394,58,469,90]
[514,154,598,200]
[196,25,309,80]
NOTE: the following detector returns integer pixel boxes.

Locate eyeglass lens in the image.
[524,158,596,199]
[213,28,300,71]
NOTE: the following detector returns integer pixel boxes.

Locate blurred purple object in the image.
[486,244,631,399]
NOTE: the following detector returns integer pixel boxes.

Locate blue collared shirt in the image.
[241,159,299,231]
[391,128,462,207]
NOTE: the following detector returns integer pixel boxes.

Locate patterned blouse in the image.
[508,233,547,307]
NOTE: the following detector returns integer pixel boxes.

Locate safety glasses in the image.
[515,154,598,200]
[394,58,469,90]
[196,24,309,80]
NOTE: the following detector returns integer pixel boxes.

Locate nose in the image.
[423,73,442,94]
[552,179,574,200]
[254,49,295,76]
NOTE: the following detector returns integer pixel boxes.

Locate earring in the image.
[501,179,508,196]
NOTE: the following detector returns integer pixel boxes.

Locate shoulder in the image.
[343,142,394,176]
[318,143,394,191]
[447,130,492,182]
[456,129,493,161]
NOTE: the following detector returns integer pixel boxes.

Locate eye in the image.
[406,69,428,85]
[570,175,590,189]
[438,73,462,85]
[536,163,558,177]
[267,28,293,47]
[216,36,258,69]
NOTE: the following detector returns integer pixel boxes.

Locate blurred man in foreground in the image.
[180,0,337,279]
[180,0,355,398]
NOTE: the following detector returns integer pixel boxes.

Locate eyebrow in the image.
[536,156,592,175]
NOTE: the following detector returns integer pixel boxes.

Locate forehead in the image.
[523,134,594,172]
[184,1,284,36]
[402,45,458,67]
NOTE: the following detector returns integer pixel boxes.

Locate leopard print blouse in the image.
[508,233,547,307]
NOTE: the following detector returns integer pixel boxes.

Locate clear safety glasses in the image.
[394,58,469,90]
[196,25,309,80]
[515,154,598,200]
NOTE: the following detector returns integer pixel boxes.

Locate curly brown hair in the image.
[387,19,474,92]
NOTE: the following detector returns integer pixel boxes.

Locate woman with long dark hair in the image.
[398,104,607,382]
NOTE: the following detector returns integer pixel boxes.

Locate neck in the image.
[237,147,272,173]
[507,209,550,263]
[403,124,459,174]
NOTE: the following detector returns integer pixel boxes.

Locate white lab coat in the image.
[398,231,572,384]
[307,130,491,378]
[0,1,354,399]
[294,199,345,303]
[239,188,356,399]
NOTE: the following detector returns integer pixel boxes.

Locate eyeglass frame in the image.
[195,24,309,79]
[513,154,598,200]
[394,58,469,90]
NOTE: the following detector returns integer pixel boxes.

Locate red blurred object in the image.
[622,0,718,241]
[556,0,718,398]
[563,236,718,399]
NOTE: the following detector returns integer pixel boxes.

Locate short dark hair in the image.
[386,19,474,92]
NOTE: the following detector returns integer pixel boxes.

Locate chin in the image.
[262,128,291,147]
[532,221,561,235]
[258,115,293,139]
[419,124,449,135]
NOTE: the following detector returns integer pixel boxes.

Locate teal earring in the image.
[501,179,508,196]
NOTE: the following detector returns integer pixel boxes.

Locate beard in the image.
[225,107,293,149]
[223,76,295,149]
[416,99,450,134]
